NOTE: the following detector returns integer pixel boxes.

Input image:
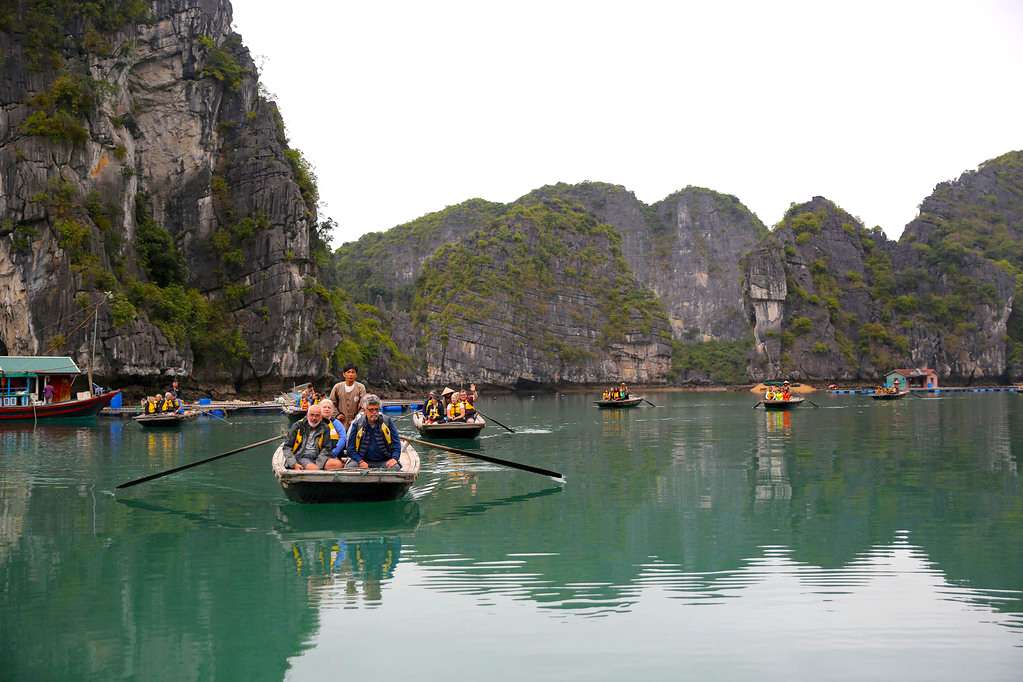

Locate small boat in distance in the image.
[412,412,486,439]
[134,411,198,427]
[872,390,909,401]
[271,442,420,503]
[281,405,306,421]
[762,397,805,411]
[0,356,120,421]
[594,396,644,409]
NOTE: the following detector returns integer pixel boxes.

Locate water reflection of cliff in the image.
[402,394,1022,619]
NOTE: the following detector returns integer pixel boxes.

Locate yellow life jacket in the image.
[161,399,177,412]
[146,401,157,414]
[291,426,328,454]
[447,401,464,420]
[426,399,441,420]
[354,421,392,452]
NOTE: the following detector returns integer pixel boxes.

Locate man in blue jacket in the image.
[345,395,402,469]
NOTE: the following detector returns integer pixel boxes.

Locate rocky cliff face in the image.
[523,183,766,342]
[0,0,334,387]
[407,198,673,386]
[742,195,1015,381]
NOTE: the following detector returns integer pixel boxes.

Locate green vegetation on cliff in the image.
[412,198,669,361]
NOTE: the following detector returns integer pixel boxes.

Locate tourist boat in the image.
[271,442,420,503]
[282,405,306,421]
[133,410,198,427]
[762,396,804,411]
[871,390,909,401]
[0,356,120,421]
[593,396,644,409]
[412,411,486,438]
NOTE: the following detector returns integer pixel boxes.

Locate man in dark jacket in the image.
[345,395,402,469]
[284,403,333,470]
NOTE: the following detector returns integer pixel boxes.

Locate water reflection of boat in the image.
[273,500,421,541]
[271,443,420,503]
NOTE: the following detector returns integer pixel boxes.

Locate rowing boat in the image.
[593,396,643,409]
[282,405,306,421]
[762,397,804,410]
[871,391,909,401]
[271,443,420,503]
[133,410,198,427]
[412,412,486,439]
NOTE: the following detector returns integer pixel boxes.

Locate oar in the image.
[752,401,761,409]
[643,399,658,407]
[199,408,233,425]
[402,436,563,482]
[475,409,515,433]
[116,433,283,490]
[805,399,821,408]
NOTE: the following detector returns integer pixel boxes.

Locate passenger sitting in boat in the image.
[602,390,609,400]
[345,395,401,470]
[423,392,444,424]
[318,399,346,470]
[160,392,180,413]
[781,382,792,401]
[142,395,160,414]
[284,404,333,471]
[446,395,466,422]
[619,382,629,400]
[460,390,479,422]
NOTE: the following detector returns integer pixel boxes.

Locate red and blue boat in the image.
[0,356,120,421]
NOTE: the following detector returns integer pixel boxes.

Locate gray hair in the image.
[361,394,381,408]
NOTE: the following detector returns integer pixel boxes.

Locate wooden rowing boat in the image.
[871,391,909,400]
[133,410,198,427]
[593,396,643,409]
[762,397,804,410]
[412,411,486,439]
[282,405,306,421]
[271,443,420,503]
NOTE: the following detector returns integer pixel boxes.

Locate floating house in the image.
[885,368,939,391]
[0,356,82,406]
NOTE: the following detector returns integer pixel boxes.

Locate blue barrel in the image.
[382,405,403,414]
[198,397,212,406]
[110,392,122,408]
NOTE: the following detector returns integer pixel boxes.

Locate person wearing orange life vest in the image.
[345,395,401,469]
[283,403,334,470]
[781,381,792,401]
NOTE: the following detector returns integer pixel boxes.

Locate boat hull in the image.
[0,390,120,421]
[134,411,197,427]
[282,407,306,422]
[272,444,420,504]
[594,396,643,409]
[871,392,909,401]
[762,398,803,410]
[412,412,486,439]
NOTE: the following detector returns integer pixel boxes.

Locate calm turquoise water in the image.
[2,392,1022,680]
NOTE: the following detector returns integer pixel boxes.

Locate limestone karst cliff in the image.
[0,0,337,387]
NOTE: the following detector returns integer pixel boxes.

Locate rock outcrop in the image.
[742,195,1015,381]
[0,0,334,387]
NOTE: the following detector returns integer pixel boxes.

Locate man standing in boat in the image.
[345,395,402,469]
[329,363,367,430]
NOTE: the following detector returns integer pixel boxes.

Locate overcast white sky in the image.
[231,0,1023,246]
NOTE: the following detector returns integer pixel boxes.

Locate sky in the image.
[231,0,1023,246]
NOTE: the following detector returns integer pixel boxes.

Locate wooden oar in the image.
[116,433,283,490]
[643,399,658,407]
[805,399,821,408]
[752,401,762,409]
[402,436,563,482]
[475,409,515,433]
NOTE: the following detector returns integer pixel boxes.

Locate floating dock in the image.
[830,386,1020,395]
